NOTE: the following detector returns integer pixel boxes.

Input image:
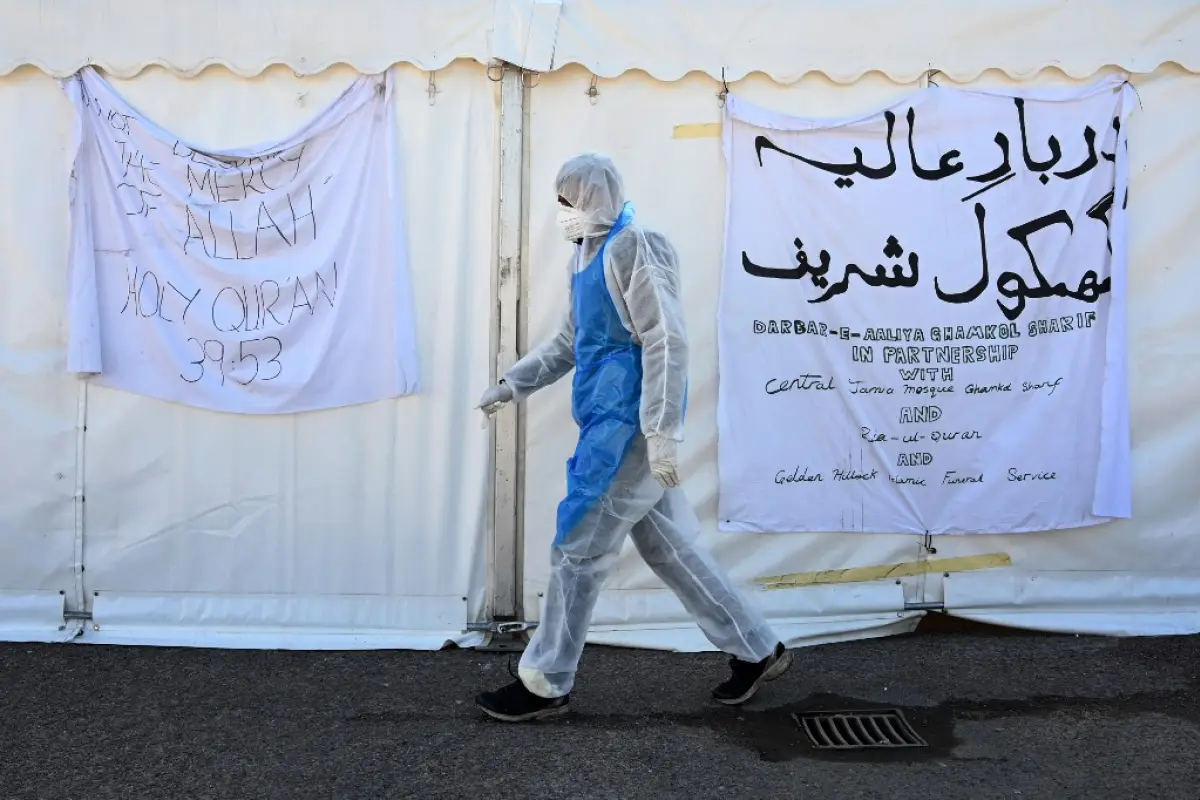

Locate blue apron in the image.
[555,203,641,544]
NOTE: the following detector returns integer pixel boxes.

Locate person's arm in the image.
[503,308,576,402]
[610,231,688,442]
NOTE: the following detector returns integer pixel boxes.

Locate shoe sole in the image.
[477,703,570,723]
[714,649,793,707]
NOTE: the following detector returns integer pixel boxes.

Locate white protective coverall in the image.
[506,153,779,699]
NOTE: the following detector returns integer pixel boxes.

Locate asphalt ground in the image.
[2,622,1198,799]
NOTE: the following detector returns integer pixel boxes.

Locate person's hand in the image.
[479,382,514,418]
[647,436,680,489]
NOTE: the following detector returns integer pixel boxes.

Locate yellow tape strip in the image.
[672,122,723,139]
[756,552,1012,591]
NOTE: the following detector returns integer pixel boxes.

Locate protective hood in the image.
[555,153,626,238]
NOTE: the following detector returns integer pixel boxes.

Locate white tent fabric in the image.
[520,64,1200,648]
[3,1,1195,82]
[0,62,497,646]
[547,0,1199,83]
[0,67,87,642]
[0,0,499,78]
[932,67,1200,636]
[1,1,1197,648]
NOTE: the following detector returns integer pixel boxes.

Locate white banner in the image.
[64,68,419,414]
[718,78,1134,535]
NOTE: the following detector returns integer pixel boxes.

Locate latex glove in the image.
[478,382,514,419]
[647,435,680,489]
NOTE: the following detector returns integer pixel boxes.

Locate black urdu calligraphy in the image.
[906,107,964,181]
[809,236,920,304]
[1086,190,1115,253]
[1014,97,1063,184]
[753,111,898,188]
[967,133,1013,184]
[995,210,1110,321]
[935,203,991,304]
[741,239,832,285]
[1101,117,1120,163]
[962,106,1115,202]
[742,236,919,304]
[1052,126,1099,180]
[1099,116,1129,212]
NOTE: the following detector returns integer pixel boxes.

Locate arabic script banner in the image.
[717,78,1134,535]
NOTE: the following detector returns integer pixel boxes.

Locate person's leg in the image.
[629,488,790,704]
[518,439,663,698]
[476,438,662,721]
[629,488,777,660]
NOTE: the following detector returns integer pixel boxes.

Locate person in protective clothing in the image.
[475,154,789,722]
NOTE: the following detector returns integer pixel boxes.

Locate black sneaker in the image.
[475,678,570,722]
[712,642,792,706]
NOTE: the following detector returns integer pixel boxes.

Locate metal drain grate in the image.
[792,709,928,750]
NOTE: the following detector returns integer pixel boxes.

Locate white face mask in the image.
[556,207,587,241]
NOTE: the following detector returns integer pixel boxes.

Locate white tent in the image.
[1,0,1197,648]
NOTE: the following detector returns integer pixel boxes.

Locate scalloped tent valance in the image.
[2,0,1197,81]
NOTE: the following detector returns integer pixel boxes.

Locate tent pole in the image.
[481,61,528,648]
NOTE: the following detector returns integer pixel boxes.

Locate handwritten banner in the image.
[65,68,419,414]
[717,79,1133,535]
